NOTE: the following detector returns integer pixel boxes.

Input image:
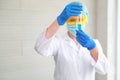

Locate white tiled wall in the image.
[0,0,96,80]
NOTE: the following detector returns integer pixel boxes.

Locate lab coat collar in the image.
[64,33,81,51]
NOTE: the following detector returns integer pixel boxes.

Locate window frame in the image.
[117,0,120,80]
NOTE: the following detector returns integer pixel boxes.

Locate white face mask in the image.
[66,24,82,37]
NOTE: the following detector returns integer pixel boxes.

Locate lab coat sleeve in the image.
[34,30,59,56]
[90,40,110,75]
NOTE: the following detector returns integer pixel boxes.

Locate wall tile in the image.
[0,0,20,10]
[0,40,22,56]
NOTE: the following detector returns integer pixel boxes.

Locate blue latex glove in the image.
[57,2,82,25]
[76,30,96,50]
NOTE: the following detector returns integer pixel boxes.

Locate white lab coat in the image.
[34,31,109,80]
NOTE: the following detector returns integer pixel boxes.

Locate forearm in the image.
[45,19,60,39]
[90,46,98,62]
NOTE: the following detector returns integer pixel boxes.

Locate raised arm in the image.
[76,30,98,61]
[45,19,60,39]
[45,2,82,39]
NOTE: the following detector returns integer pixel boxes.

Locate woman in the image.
[34,2,109,80]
